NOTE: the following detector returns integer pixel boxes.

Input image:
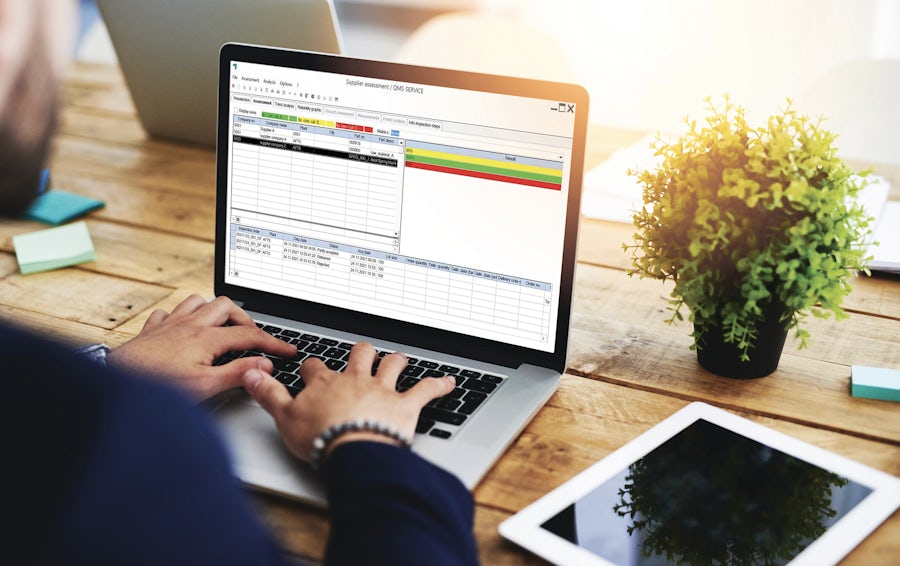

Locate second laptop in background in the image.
[96,0,343,146]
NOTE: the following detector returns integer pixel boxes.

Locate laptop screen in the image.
[218,46,586,359]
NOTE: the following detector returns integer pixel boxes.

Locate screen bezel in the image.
[499,402,900,565]
[215,42,589,372]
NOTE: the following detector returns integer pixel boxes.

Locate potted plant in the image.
[624,97,875,379]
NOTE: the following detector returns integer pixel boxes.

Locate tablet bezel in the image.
[499,402,900,566]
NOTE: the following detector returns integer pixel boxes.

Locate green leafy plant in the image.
[624,97,875,360]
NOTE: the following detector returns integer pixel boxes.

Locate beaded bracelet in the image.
[309,418,413,471]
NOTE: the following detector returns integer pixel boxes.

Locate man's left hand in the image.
[108,294,296,400]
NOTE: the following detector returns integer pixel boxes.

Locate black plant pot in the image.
[695,303,789,379]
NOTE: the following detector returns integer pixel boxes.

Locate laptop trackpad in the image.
[214,397,327,505]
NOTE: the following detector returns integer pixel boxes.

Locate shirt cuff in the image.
[74,343,111,366]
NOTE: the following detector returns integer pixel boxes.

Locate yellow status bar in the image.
[406,147,560,176]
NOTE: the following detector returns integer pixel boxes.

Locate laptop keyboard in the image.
[213,322,507,440]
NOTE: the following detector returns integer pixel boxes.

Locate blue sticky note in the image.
[22,189,105,225]
[13,221,96,274]
[38,168,50,195]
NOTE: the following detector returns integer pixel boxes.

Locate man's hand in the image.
[242,342,455,462]
[108,294,296,400]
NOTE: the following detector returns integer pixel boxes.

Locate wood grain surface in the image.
[0,63,895,565]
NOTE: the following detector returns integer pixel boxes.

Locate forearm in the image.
[323,442,479,566]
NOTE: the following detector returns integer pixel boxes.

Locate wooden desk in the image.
[3,63,898,564]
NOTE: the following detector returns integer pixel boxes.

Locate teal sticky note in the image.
[12,221,96,274]
[851,365,900,402]
[22,189,105,225]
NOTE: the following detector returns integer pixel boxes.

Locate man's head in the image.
[0,0,74,214]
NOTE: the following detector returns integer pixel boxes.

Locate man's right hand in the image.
[241,342,455,463]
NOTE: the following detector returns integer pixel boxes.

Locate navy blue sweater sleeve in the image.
[0,323,285,566]
[3,323,478,565]
[323,442,479,566]
[56,369,287,566]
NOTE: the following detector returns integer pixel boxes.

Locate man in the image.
[0,1,479,564]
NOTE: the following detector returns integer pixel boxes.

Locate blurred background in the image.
[76,0,900,164]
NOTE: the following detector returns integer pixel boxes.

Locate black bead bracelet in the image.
[309,418,413,471]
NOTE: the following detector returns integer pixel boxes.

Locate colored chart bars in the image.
[405,141,563,190]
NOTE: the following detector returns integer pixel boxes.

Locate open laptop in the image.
[211,43,589,506]
[95,0,343,146]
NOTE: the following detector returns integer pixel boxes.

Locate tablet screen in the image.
[539,419,873,566]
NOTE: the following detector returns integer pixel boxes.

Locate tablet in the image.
[499,402,900,566]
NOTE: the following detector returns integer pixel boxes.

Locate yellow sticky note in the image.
[13,221,96,274]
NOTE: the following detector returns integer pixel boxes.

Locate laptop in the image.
[211,43,589,506]
[95,0,343,146]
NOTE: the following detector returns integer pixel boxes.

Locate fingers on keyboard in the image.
[243,323,506,437]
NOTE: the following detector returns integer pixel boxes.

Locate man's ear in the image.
[42,0,77,78]
[0,1,73,111]
[0,1,38,110]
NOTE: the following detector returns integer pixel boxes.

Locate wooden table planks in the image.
[0,62,896,564]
